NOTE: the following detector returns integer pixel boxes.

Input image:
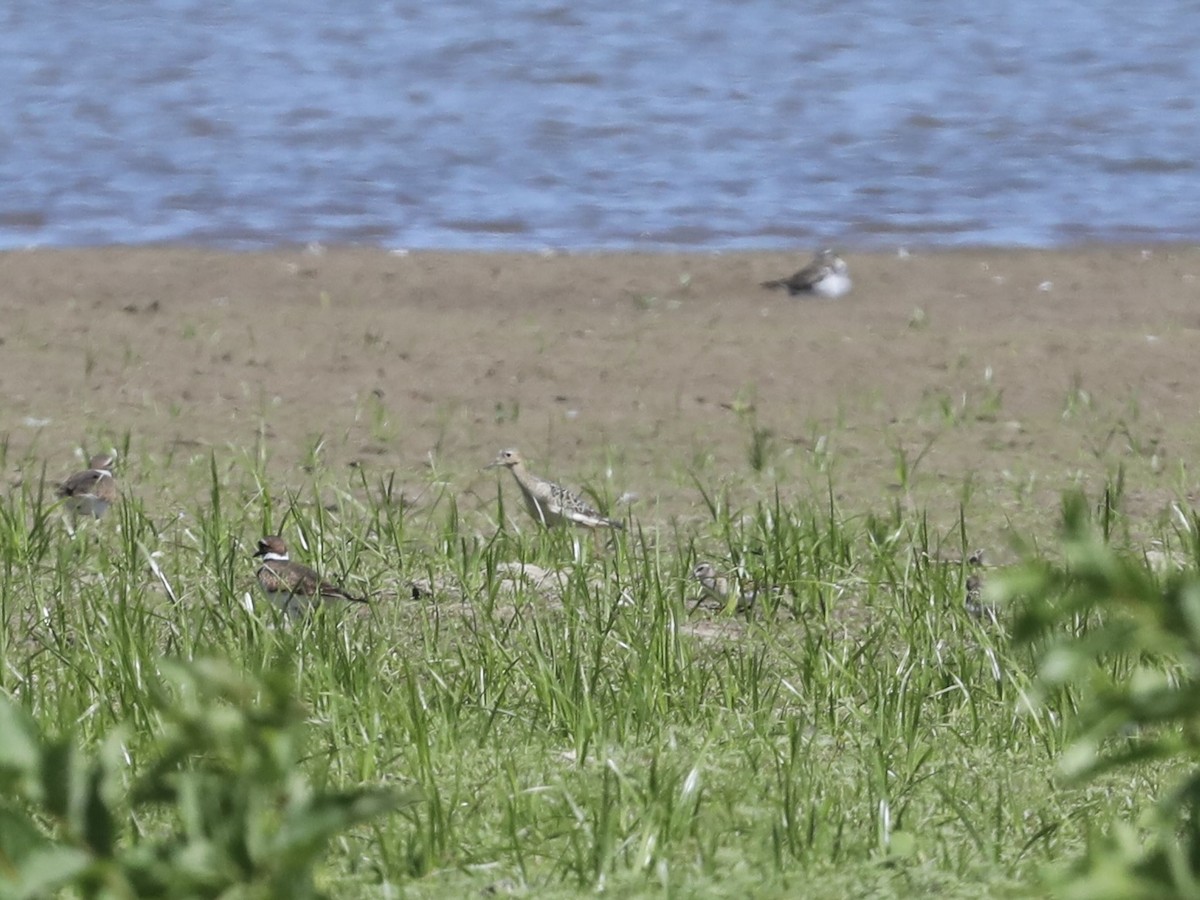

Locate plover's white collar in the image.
[252,535,366,617]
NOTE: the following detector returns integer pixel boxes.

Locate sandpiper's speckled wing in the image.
[488,448,624,530]
[545,477,623,529]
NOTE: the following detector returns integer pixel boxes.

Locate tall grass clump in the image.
[999,491,1200,898]
[0,659,407,898]
[0,445,1187,897]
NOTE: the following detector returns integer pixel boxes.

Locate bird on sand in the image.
[760,249,852,299]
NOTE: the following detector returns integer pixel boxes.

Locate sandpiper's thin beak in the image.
[483,458,500,471]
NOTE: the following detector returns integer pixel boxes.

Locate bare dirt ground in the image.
[3,245,1200,543]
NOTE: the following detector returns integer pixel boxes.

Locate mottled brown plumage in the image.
[691,561,760,614]
[486,448,623,530]
[964,549,998,623]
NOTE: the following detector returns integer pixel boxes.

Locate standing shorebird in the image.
[253,535,366,617]
[691,561,760,614]
[57,452,119,520]
[964,549,998,624]
[760,249,852,299]
[486,448,624,531]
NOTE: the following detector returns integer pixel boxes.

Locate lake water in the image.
[2,1,1198,251]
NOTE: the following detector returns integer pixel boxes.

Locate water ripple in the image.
[1,1,1198,250]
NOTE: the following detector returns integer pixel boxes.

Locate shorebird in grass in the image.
[761,249,852,299]
[486,448,624,531]
[691,561,762,615]
[253,535,367,618]
[57,452,119,520]
[964,549,998,624]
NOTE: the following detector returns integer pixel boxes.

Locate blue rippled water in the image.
[1,1,1197,250]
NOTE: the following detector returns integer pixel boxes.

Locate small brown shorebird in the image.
[57,452,119,520]
[691,561,760,614]
[964,549,998,623]
[486,448,623,530]
[253,535,366,617]
[761,249,852,298]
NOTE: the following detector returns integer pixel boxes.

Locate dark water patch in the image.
[440,218,532,235]
[860,219,991,237]
[1100,158,1195,175]
[0,210,48,230]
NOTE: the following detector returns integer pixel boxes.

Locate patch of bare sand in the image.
[2,246,1199,540]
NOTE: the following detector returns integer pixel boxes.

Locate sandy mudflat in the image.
[2,245,1200,534]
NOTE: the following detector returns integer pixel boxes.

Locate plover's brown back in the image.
[253,535,365,617]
